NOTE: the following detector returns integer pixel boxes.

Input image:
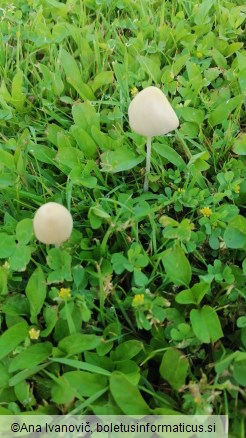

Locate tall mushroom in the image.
[33,202,73,245]
[128,86,179,191]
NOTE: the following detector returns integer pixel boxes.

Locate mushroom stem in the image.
[143,136,152,192]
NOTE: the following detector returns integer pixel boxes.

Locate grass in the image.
[0,0,245,436]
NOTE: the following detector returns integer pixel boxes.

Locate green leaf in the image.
[60,49,95,100]
[133,268,148,287]
[224,215,246,249]
[237,316,246,329]
[211,48,227,69]
[72,102,100,131]
[11,70,25,110]
[8,343,52,373]
[63,371,108,396]
[137,55,162,82]
[153,142,186,170]
[172,54,190,76]
[208,95,242,127]
[70,165,97,188]
[0,233,16,258]
[90,206,111,219]
[115,360,140,386]
[110,371,150,414]
[15,380,35,407]
[226,42,244,57]
[160,348,189,390]
[175,281,210,305]
[242,259,246,276]
[190,305,223,343]
[179,121,199,137]
[88,206,110,230]
[25,267,47,324]
[127,243,149,268]
[178,107,205,125]
[15,219,33,245]
[100,146,144,173]
[9,244,32,272]
[232,133,246,156]
[188,150,210,167]
[204,68,220,83]
[194,0,214,25]
[111,253,133,274]
[0,363,10,389]
[55,147,84,170]
[28,144,56,164]
[41,306,58,337]
[58,334,102,355]
[0,150,15,170]
[70,125,97,158]
[162,244,191,287]
[46,248,72,283]
[0,173,16,189]
[224,228,246,249]
[233,359,246,386]
[91,126,116,150]
[114,340,143,361]
[0,322,28,361]
[215,351,243,374]
[91,71,114,92]
[0,267,8,295]
[51,376,76,404]
[159,216,179,227]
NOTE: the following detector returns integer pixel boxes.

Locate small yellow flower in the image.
[234,184,240,194]
[132,294,145,307]
[196,52,203,59]
[29,328,40,340]
[177,188,185,193]
[200,207,212,217]
[194,396,202,404]
[59,287,71,300]
[130,87,138,97]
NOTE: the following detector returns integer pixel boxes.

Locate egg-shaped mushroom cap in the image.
[33,202,73,244]
[128,86,179,137]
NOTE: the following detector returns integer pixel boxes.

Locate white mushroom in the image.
[128,86,179,191]
[33,202,73,245]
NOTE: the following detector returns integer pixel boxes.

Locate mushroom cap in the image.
[128,86,179,137]
[33,202,73,244]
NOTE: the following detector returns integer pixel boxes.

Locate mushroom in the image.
[33,202,73,245]
[128,86,179,191]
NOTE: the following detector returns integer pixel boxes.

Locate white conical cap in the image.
[33,202,73,244]
[128,86,179,137]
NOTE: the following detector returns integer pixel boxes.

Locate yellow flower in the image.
[59,287,71,300]
[234,184,240,194]
[132,294,145,306]
[200,207,212,217]
[177,188,185,193]
[194,396,202,404]
[130,87,138,97]
[29,328,40,340]
[196,52,203,59]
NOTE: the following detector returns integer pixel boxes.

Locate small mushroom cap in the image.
[128,86,179,137]
[33,202,73,245]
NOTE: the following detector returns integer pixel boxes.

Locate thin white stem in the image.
[143,136,152,192]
